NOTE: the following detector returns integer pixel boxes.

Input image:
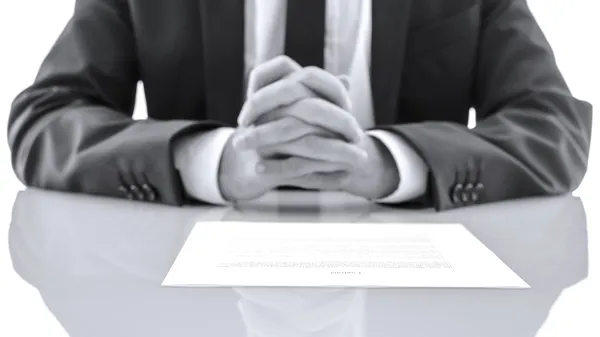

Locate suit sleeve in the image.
[376,0,593,211]
[7,0,222,205]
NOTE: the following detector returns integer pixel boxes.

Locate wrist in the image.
[217,136,237,202]
[174,127,235,204]
[369,135,400,199]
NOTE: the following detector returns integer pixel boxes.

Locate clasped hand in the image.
[218,56,399,201]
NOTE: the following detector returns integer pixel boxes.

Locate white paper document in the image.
[163,222,529,288]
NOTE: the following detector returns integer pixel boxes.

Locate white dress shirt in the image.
[175,0,428,204]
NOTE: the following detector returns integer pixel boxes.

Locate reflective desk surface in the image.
[7,188,598,337]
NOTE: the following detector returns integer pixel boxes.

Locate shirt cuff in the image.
[367,130,428,203]
[174,127,236,205]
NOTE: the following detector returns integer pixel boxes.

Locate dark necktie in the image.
[278,0,326,205]
[284,0,326,68]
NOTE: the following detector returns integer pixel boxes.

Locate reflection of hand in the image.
[235,287,367,337]
[220,193,375,224]
[236,62,400,199]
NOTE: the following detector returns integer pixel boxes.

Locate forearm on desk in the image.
[371,0,592,211]
[7,0,226,206]
[174,128,430,205]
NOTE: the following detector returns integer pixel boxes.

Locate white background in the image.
[0,0,598,336]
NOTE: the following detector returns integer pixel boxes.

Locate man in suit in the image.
[7,0,593,211]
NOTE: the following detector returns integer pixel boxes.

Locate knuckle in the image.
[304,65,320,72]
[304,66,327,79]
[262,56,289,74]
[287,67,307,81]
[251,61,270,76]
[276,55,295,67]
[301,67,319,80]
[249,65,264,77]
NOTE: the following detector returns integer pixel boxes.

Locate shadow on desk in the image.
[8,189,589,337]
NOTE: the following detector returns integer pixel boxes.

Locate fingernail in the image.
[255,163,266,174]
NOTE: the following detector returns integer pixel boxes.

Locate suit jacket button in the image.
[142,184,157,202]
[119,186,134,200]
[130,184,145,200]
[451,184,463,204]
[118,185,134,199]
[463,183,474,203]
[470,183,484,202]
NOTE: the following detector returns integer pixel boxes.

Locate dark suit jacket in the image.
[8,0,593,210]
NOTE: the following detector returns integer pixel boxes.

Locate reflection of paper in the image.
[163,222,529,288]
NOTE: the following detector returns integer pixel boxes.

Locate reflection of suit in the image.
[8,0,592,211]
[9,190,589,337]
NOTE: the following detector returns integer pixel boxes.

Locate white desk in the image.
[7,188,593,337]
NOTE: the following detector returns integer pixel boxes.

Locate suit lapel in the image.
[199,0,245,126]
[371,0,413,125]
